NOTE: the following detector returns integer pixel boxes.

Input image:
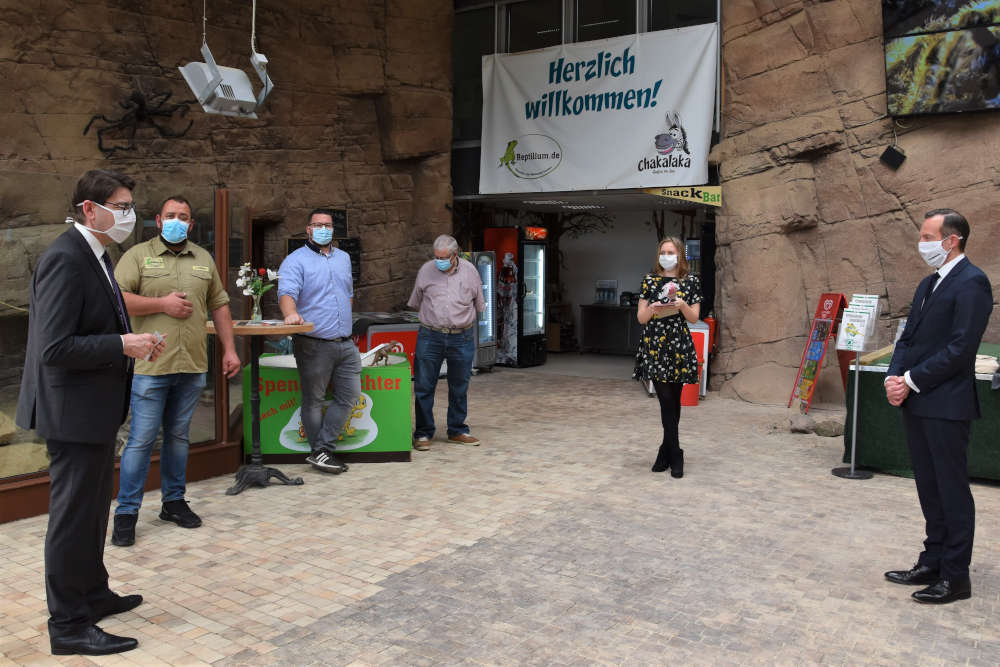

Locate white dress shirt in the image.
[74,222,125,349]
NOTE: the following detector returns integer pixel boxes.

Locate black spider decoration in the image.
[83,90,194,155]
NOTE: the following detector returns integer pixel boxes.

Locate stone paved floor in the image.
[1,364,999,665]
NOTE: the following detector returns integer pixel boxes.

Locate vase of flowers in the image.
[236,263,279,323]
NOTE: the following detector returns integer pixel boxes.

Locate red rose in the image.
[258,268,266,276]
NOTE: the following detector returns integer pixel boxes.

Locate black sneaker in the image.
[111,513,137,547]
[306,449,348,473]
[159,499,202,528]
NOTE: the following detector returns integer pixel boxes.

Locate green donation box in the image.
[242,354,412,455]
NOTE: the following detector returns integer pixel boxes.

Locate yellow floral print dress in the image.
[633,273,702,385]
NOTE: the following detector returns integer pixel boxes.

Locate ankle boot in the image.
[651,445,670,472]
[670,448,684,478]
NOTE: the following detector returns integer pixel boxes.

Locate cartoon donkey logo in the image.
[654,111,690,156]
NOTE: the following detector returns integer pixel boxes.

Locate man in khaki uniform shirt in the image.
[111,195,240,547]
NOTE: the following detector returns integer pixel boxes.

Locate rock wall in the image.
[713,0,1000,406]
[0,0,453,327]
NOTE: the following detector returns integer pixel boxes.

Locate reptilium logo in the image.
[497,134,563,179]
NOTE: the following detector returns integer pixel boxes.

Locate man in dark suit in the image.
[883,208,994,604]
[16,170,165,655]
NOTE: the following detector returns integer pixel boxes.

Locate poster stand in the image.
[831,294,880,480]
[832,349,873,480]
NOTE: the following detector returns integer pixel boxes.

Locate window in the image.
[506,0,562,53]
[577,0,636,42]
[649,0,716,32]
[453,7,496,142]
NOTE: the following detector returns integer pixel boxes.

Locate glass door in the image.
[521,243,545,336]
[476,252,495,344]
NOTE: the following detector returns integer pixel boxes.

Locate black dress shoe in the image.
[90,593,143,623]
[111,513,137,547]
[912,578,972,604]
[51,625,138,656]
[884,563,939,585]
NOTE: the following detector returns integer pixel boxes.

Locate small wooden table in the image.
[208,321,314,494]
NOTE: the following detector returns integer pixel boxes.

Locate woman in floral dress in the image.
[633,236,702,477]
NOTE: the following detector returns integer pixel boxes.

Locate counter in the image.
[242,353,412,461]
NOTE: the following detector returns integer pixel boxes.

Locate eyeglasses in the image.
[104,200,137,214]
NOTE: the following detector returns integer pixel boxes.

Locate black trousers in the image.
[901,412,975,580]
[652,381,683,454]
[45,439,117,635]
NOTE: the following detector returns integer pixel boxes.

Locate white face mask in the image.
[658,253,678,270]
[917,236,960,269]
[80,201,137,244]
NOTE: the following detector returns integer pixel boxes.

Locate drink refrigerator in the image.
[482,226,547,368]
[470,251,497,370]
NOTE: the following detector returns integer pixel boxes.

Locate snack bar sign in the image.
[645,185,721,207]
[480,23,718,193]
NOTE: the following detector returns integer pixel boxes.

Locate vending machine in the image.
[482,226,547,368]
[470,251,497,370]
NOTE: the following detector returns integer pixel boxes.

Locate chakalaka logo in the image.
[639,111,692,173]
[498,134,563,179]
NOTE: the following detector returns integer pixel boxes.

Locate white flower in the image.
[242,288,252,296]
[267,269,279,281]
[235,278,245,288]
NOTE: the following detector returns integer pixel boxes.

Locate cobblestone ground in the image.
[1,366,999,665]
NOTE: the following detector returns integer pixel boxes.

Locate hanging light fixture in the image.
[179,0,274,119]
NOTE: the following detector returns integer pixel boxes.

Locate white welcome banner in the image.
[480,23,718,194]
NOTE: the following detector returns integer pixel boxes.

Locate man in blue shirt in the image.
[278,209,360,474]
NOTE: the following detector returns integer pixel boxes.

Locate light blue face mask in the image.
[311,227,333,245]
[435,258,453,272]
[161,217,190,244]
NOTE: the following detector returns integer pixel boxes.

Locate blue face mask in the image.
[161,218,189,244]
[435,258,453,272]
[311,227,333,245]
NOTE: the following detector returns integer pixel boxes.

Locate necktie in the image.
[100,252,132,334]
[920,272,940,313]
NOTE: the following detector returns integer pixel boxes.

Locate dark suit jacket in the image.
[16,226,132,444]
[887,257,993,421]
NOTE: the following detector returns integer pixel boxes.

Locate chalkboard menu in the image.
[286,237,361,284]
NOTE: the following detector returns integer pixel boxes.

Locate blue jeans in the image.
[115,373,206,515]
[413,326,475,439]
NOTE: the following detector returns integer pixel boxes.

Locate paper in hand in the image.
[144,331,166,361]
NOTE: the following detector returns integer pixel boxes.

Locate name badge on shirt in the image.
[143,257,165,269]
[193,265,211,273]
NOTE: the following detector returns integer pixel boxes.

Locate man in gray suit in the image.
[17,170,164,655]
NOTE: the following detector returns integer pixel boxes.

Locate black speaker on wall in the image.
[880,144,906,169]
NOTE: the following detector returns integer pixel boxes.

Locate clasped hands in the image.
[884,375,910,406]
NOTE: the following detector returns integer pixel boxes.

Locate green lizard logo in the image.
[498,140,517,169]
